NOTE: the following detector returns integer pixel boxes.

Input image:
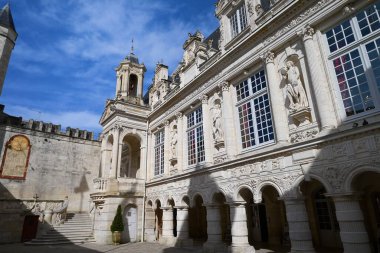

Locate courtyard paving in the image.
[0,242,289,253]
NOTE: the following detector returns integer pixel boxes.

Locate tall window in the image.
[236,69,274,149]
[187,107,205,165]
[230,4,248,39]
[326,2,380,118]
[154,130,165,176]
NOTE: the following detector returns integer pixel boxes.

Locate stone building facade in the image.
[93,0,380,253]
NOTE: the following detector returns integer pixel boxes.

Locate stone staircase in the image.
[25,213,95,245]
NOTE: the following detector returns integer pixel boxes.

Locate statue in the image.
[283,60,309,111]
[212,103,224,143]
[170,127,178,158]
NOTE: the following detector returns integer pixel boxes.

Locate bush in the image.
[110,205,124,232]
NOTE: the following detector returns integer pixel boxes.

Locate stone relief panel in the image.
[0,135,31,180]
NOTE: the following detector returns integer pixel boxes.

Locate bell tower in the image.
[115,43,146,105]
[0,3,17,95]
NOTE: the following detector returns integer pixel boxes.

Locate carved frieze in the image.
[264,0,331,46]
[290,128,318,143]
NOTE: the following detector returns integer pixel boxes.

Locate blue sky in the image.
[0,0,219,136]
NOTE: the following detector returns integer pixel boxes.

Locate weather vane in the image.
[131,38,134,54]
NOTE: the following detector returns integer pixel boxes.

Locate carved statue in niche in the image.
[211,100,224,147]
[282,60,309,111]
[170,126,178,159]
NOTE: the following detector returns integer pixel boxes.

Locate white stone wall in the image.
[0,125,101,212]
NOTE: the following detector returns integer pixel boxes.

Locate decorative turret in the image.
[0,3,17,95]
[115,42,146,105]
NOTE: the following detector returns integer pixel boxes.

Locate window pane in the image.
[333,49,374,116]
[326,20,355,53]
[357,3,380,37]
[366,38,380,93]
[238,101,255,148]
[253,94,274,144]
[236,79,250,101]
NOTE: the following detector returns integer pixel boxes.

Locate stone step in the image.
[25,238,96,245]
[25,212,95,246]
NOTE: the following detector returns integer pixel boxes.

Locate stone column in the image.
[164,121,170,176]
[161,207,175,246]
[175,206,192,247]
[176,113,184,172]
[331,194,371,253]
[200,95,213,164]
[283,198,315,253]
[144,207,156,242]
[263,51,289,144]
[204,204,227,252]
[301,26,336,131]
[110,126,120,179]
[229,202,255,253]
[220,81,238,158]
[137,72,144,98]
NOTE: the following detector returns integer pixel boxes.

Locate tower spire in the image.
[131,38,134,54]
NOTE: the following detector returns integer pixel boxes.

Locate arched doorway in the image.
[300,179,343,251]
[123,205,137,243]
[189,194,207,243]
[120,135,141,178]
[167,198,177,237]
[352,171,380,252]
[129,74,138,97]
[254,185,289,250]
[155,200,163,241]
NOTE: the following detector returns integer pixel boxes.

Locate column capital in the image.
[199,94,209,104]
[227,201,246,207]
[164,120,170,127]
[218,81,230,92]
[262,51,275,64]
[300,25,315,41]
[174,205,189,210]
[176,111,183,119]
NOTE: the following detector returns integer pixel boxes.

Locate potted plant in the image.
[110,205,124,245]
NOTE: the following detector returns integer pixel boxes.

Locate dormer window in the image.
[230,4,248,38]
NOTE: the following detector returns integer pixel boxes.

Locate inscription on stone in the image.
[0,135,31,179]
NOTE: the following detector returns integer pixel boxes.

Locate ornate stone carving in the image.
[290,128,318,143]
[263,51,275,64]
[219,81,230,92]
[211,99,224,147]
[247,2,254,16]
[264,0,331,46]
[324,167,345,191]
[302,25,315,41]
[282,60,309,111]
[200,94,209,104]
[255,4,264,16]
[170,125,178,160]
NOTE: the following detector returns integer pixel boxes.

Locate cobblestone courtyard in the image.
[0,242,290,253]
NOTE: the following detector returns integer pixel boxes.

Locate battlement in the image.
[0,105,95,141]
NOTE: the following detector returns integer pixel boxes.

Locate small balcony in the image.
[92,177,145,197]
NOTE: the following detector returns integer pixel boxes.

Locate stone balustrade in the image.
[93,178,108,193]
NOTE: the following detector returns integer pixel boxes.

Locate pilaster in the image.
[200,95,213,164]
[262,51,289,144]
[301,26,336,131]
[176,113,184,172]
[220,81,238,158]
